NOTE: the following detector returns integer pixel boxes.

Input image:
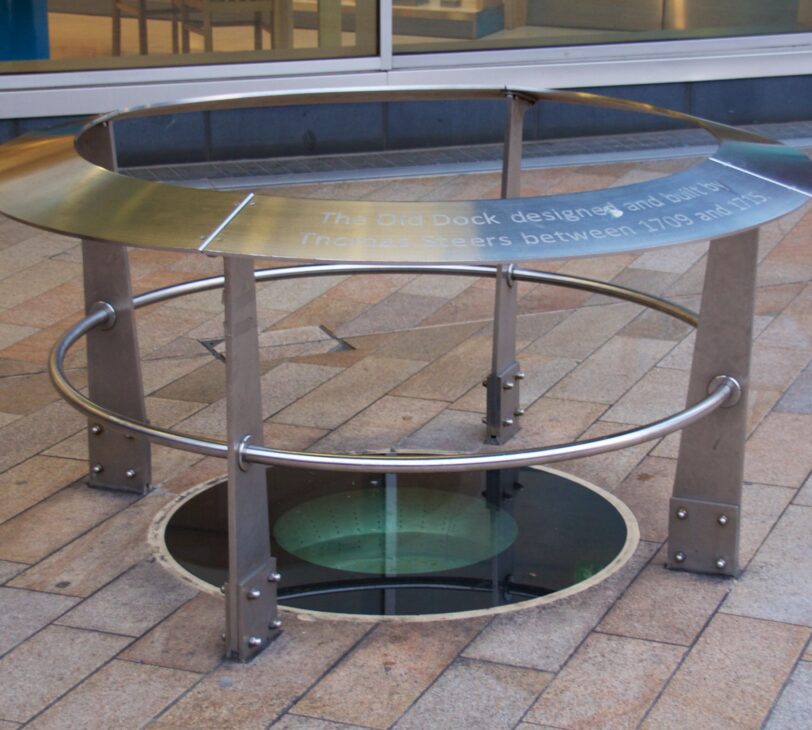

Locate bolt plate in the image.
[227,557,281,661]
[485,362,521,444]
[667,497,740,576]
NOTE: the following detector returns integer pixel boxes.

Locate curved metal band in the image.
[50,264,718,474]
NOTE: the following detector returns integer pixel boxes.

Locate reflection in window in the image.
[393,0,812,53]
[0,0,377,72]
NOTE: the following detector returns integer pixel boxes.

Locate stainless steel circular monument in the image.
[0,86,810,661]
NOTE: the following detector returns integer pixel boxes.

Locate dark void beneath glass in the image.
[163,466,635,618]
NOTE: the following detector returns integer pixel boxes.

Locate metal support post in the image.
[485,469,518,604]
[223,256,280,662]
[668,229,758,576]
[82,240,152,494]
[485,93,533,444]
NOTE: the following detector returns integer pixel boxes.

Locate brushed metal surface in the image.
[1,87,810,264]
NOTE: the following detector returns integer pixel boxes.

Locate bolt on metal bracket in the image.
[667,497,740,576]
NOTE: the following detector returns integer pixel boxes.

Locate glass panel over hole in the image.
[163,465,636,618]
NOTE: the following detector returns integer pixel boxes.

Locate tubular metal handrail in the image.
[50,263,736,475]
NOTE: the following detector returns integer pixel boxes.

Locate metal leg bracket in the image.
[225,557,281,661]
[485,363,523,444]
[667,497,740,576]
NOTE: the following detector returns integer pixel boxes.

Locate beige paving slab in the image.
[463,541,657,672]
[326,274,414,305]
[0,259,81,311]
[0,456,87,524]
[641,613,809,730]
[292,618,487,730]
[738,483,795,566]
[0,625,130,724]
[313,395,447,453]
[630,239,708,274]
[0,411,18,428]
[140,355,212,396]
[0,587,78,656]
[547,336,675,405]
[422,280,500,326]
[553,420,654,491]
[121,592,223,673]
[0,560,27,584]
[0,371,82,416]
[601,367,688,426]
[0,400,86,473]
[58,559,198,637]
[271,295,367,333]
[393,336,491,402]
[26,659,200,730]
[749,343,812,390]
[796,473,812,506]
[256,275,348,313]
[0,281,83,330]
[345,321,481,364]
[722,505,812,626]
[0,483,135,564]
[398,409,489,453]
[598,563,729,645]
[745,412,812,487]
[764,660,812,730]
[613,457,677,542]
[152,358,227,404]
[526,633,684,730]
[504,397,607,451]
[135,307,214,358]
[9,491,173,597]
[336,293,447,338]
[152,617,372,729]
[275,357,425,430]
[272,717,373,730]
[177,361,342,436]
[151,444,212,485]
[394,658,552,730]
[0,323,39,351]
[0,721,19,728]
[617,307,694,342]
[399,273,477,299]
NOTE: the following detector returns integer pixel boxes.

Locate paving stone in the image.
[26,659,200,730]
[548,336,675,405]
[275,357,425,430]
[135,307,214,358]
[9,491,173,597]
[398,409,488,453]
[271,295,368,333]
[463,541,657,672]
[58,559,198,637]
[0,626,130,723]
[0,587,78,656]
[602,367,688,425]
[0,400,86,473]
[121,593,223,673]
[393,336,490,402]
[796,473,812,506]
[0,371,81,416]
[598,563,729,645]
[641,613,809,730]
[152,617,372,729]
[394,657,551,730]
[345,322,481,363]
[256,275,348,313]
[0,456,87,524]
[313,395,447,453]
[527,303,640,360]
[776,361,812,413]
[0,259,81,311]
[421,280,499,326]
[505,397,607,451]
[293,619,487,729]
[722,505,812,627]
[750,343,812,391]
[607,457,675,542]
[0,560,27,584]
[0,323,38,351]
[745,412,812,487]
[526,633,684,729]
[399,273,477,299]
[272,717,372,730]
[630,240,708,273]
[553,420,654,491]
[152,359,228,404]
[764,660,812,730]
[738,483,795,566]
[0,281,82,330]
[618,308,694,342]
[0,411,19,428]
[327,274,414,305]
[177,362,342,435]
[336,293,447,338]
[0,483,135,564]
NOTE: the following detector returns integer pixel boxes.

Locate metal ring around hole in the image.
[49,263,724,474]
